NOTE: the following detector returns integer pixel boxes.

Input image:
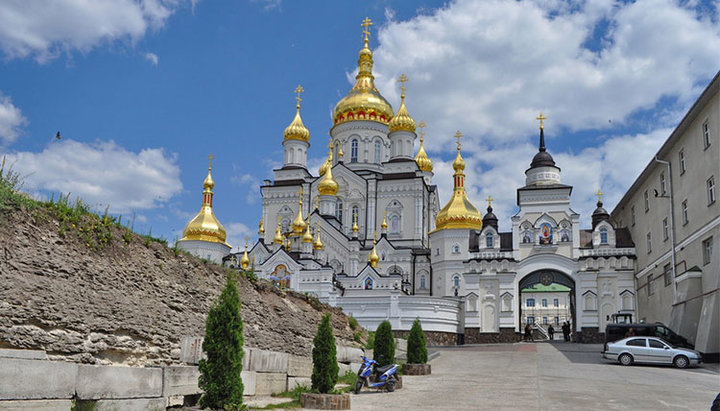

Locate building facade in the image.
[611,72,719,358]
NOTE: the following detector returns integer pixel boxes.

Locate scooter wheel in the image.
[354,379,364,394]
[386,379,396,392]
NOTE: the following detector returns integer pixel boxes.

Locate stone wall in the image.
[464,328,521,344]
[393,330,458,346]
[576,327,604,343]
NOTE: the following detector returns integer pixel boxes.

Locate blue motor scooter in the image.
[354,355,399,394]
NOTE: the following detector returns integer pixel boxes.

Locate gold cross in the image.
[418,120,426,139]
[486,195,493,207]
[298,187,304,205]
[328,137,334,150]
[454,130,463,150]
[361,17,373,42]
[294,85,304,107]
[208,154,214,169]
[596,189,604,203]
[398,74,408,97]
[536,112,547,130]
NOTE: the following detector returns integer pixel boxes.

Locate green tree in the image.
[373,320,395,367]
[311,313,339,394]
[199,273,245,410]
[406,318,428,364]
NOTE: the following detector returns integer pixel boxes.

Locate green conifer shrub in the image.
[406,318,428,364]
[199,273,245,410]
[373,320,395,367]
[311,313,339,394]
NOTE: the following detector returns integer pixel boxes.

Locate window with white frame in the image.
[600,227,608,244]
[648,274,655,296]
[646,232,652,254]
[542,298,547,307]
[453,275,460,288]
[420,275,427,289]
[553,298,559,307]
[708,176,716,205]
[527,316,535,325]
[703,120,711,149]
[704,237,713,265]
[351,205,359,228]
[660,172,666,195]
[336,200,343,222]
[374,140,381,163]
[350,139,358,162]
[679,149,686,174]
[526,298,535,307]
[543,317,548,325]
[662,218,669,241]
[486,232,494,248]
[663,263,672,287]
[682,200,688,225]
[644,190,649,211]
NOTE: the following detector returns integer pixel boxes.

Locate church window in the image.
[364,277,373,290]
[452,243,460,254]
[420,275,426,289]
[374,140,381,163]
[352,205,359,228]
[288,149,294,164]
[389,214,400,234]
[351,139,359,162]
[336,200,343,223]
[526,298,535,307]
[486,233,493,248]
[453,275,460,289]
[600,227,608,244]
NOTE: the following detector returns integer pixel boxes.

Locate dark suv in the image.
[604,323,693,350]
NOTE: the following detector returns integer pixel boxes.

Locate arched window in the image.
[389,214,400,234]
[336,200,343,223]
[351,139,359,162]
[486,233,494,248]
[420,275,426,289]
[351,205,359,228]
[453,275,460,288]
[452,243,460,254]
[374,140,381,163]
[600,227,608,244]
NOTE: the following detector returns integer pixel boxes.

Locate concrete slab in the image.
[0,358,77,400]
[248,349,289,373]
[76,398,166,411]
[254,372,287,396]
[287,376,312,391]
[0,349,47,360]
[336,346,363,363]
[163,365,201,397]
[241,371,257,396]
[0,399,72,410]
[76,364,162,399]
[287,355,312,377]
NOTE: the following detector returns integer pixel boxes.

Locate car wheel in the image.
[619,353,633,366]
[673,355,689,369]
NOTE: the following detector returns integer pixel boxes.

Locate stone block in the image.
[76,364,162,399]
[0,349,47,360]
[241,371,257,396]
[364,349,373,360]
[287,355,313,377]
[335,346,363,363]
[248,349,289,373]
[180,336,204,364]
[348,362,362,374]
[287,376,312,391]
[337,362,351,376]
[0,358,77,400]
[243,346,251,370]
[300,393,350,410]
[394,338,407,353]
[163,366,201,397]
[403,363,431,375]
[0,400,72,410]
[76,398,166,411]
[254,372,287,396]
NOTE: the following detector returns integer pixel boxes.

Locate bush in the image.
[199,273,245,410]
[407,318,428,364]
[311,313,339,394]
[373,320,395,367]
[348,316,358,330]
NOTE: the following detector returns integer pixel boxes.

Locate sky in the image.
[0,0,718,250]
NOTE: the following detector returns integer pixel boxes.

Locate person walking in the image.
[525,323,534,342]
[562,321,570,342]
[548,324,555,341]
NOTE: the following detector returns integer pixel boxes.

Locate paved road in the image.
[348,342,720,411]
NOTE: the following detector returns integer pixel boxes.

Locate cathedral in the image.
[178,19,637,344]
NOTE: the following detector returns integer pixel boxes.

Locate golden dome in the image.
[352,217,359,233]
[240,241,250,271]
[434,132,483,231]
[318,141,339,196]
[415,121,433,172]
[381,212,388,230]
[291,191,307,236]
[332,19,393,127]
[368,238,379,267]
[313,226,324,250]
[179,160,229,245]
[273,220,284,244]
[258,218,265,235]
[302,224,313,243]
[284,85,310,142]
[388,74,416,133]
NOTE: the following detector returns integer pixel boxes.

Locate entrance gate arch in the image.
[518,270,576,340]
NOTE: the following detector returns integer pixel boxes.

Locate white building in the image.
[195,19,638,344]
[611,71,719,359]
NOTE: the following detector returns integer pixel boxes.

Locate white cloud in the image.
[373,0,720,149]
[251,0,282,11]
[226,222,254,251]
[0,93,27,146]
[144,52,159,65]
[4,139,182,213]
[0,0,193,62]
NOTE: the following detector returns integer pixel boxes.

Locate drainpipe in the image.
[653,157,677,302]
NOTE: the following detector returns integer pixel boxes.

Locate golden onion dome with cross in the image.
[414,121,433,172]
[333,18,394,127]
[179,155,230,245]
[283,85,310,142]
[291,188,308,236]
[388,74,416,133]
[434,132,483,231]
[317,140,339,196]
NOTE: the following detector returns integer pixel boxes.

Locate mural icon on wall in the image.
[539,223,553,245]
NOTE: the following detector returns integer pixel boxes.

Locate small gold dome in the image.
[240,242,250,271]
[313,226,324,250]
[291,194,307,235]
[273,220,284,244]
[258,218,265,235]
[333,23,393,126]
[179,163,229,245]
[318,142,339,196]
[381,212,388,230]
[415,136,433,172]
[284,86,310,142]
[352,219,359,233]
[389,76,415,133]
[368,239,379,267]
[434,133,483,231]
[302,224,313,243]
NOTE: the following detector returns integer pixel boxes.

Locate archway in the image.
[518,270,576,342]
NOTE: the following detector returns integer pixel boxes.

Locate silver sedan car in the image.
[602,336,702,368]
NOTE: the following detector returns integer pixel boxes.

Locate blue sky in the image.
[1,0,718,249]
